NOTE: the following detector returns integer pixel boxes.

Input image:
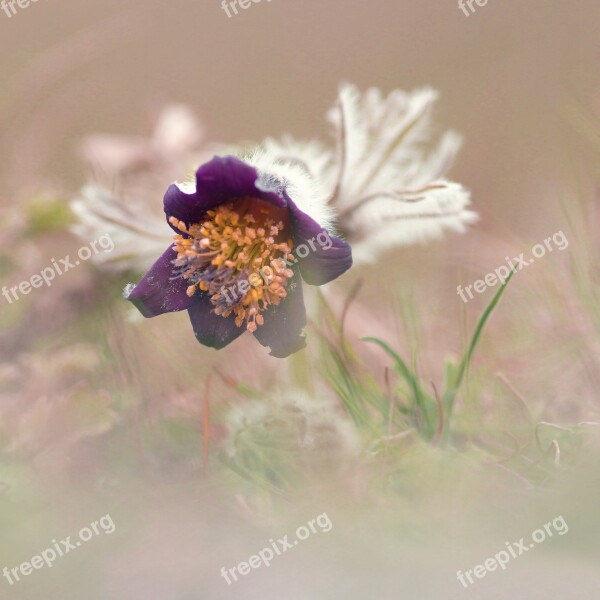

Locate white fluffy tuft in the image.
[243,146,337,233]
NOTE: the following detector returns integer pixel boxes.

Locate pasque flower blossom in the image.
[124,155,352,357]
[262,84,477,263]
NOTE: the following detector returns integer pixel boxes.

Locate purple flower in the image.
[125,156,352,357]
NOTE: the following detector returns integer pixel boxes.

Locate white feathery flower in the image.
[256,84,477,263]
[326,84,477,262]
[71,185,172,272]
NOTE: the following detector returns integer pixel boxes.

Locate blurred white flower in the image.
[72,104,213,273]
[71,89,476,273]
[80,104,205,177]
[260,84,477,263]
[71,185,172,272]
[223,388,360,458]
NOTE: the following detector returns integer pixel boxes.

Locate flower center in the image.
[169,199,295,332]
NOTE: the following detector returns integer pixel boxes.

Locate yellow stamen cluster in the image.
[170,202,295,332]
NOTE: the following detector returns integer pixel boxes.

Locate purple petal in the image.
[187,294,245,350]
[195,156,287,208]
[125,246,193,317]
[253,276,307,358]
[164,156,287,233]
[287,199,353,286]
[163,183,204,233]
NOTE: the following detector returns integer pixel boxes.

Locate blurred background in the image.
[1,1,600,598]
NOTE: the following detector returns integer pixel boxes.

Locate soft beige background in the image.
[1,0,599,232]
[1,2,600,599]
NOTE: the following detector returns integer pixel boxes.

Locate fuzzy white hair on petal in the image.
[122,283,136,299]
[243,147,337,234]
[261,136,334,184]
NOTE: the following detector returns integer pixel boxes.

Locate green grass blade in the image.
[455,268,515,392]
[442,268,516,434]
[361,336,433,435]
